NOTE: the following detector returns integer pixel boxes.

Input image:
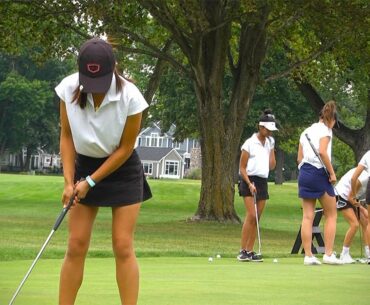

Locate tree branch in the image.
[264,41,335,83]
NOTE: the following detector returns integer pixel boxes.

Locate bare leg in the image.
[301,198,316,256]
[241,196,266,251]
[319,192,337,256]
[341,208,359,247]
[112,203,141,305]
[59,204,98,305]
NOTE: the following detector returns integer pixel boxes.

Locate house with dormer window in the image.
[135,123,200,179]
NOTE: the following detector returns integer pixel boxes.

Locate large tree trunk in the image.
[296,81,370,162]
[275,147,284,185]
[141,1,269,222]
[190,4,268,222]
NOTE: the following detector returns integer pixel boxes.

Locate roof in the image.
[136,146,177,161]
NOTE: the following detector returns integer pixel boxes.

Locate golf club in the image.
[357,206,363,259]
[252,183,262,256]
[8,194,75,305]
[304,133,346,209]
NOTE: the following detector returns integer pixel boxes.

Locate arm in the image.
[239,150,256,193]
[297,143,303,165]
[318,136,336,183]
[269,148,276,170]
[59,101,76,205]
[75,112,143,199]
[347,178,363,207]
[350,165,365,200]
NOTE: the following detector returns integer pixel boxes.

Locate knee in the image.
[112,236,134,260]
[350,221,360,231]
[66,237,90,259]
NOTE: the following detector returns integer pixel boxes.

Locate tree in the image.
[1,0,368,221]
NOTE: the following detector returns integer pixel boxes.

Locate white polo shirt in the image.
[241,133,275,178]
[359,150,370,176]
[335,168,368,200]
[298,122,332,169]
[55,73,149,158]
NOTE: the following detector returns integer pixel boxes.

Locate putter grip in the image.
[53,196,74,231]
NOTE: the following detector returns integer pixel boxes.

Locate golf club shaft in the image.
[357,207,363,258]
[305,133,330,177]
[253,184,262,254]
[8,230,55,305]
[8,195,74,305]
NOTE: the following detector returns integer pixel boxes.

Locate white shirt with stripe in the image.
[241,133,275,178]
[298,122,332,170]
[335,168,368,200]
[359,150,370,177]
[55,73,149,158]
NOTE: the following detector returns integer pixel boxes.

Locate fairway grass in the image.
[1,174,369,304]
[1,257,368,305]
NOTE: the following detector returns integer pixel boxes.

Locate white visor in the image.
[259,121,278,131]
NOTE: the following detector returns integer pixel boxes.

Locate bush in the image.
[185,168,201,180]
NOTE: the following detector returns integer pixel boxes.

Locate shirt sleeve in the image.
[359,151,370,171]
[241,139,250,153]
[55,78,66,102]
[126,82,149,116]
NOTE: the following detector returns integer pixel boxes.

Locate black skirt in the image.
[74,150,152,207]
[238,175,269,200]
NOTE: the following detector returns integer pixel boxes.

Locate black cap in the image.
[78,38,115,93]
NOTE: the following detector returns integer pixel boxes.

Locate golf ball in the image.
[216,254,221,259]
[273,258,278,263]
[208,257,213,262]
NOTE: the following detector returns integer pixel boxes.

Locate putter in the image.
[8,195,75,305]
[357,206,363,259]
[304,133,346,209]
[252,183,262,257]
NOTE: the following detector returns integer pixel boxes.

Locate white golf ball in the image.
[273,258,278,263]
[216,254,221,259]
[208,257,213,262]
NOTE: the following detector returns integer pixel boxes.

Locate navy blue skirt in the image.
[74,150,152,207]
[298,163,335,199]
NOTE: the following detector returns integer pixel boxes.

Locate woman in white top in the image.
[297,101,342,265]
[56,38,152,305]
[350,150,370,263]
[237,109,277,262]
[336,168,369,263]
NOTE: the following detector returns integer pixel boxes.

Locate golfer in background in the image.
[336,168,369,263]
[56,38,152,305]
[237,109,277,262]
[297,100,342,265]
[350,150,370,264]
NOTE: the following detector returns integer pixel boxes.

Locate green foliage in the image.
[185,168,202,180]
[332,137,356,178]
[0,71,57,154]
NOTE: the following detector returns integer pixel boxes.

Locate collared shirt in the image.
[298,122,332,170]
[55,73,149,158]
[359,150,370,177]
[241,133,275,178]
[335,168,368,200]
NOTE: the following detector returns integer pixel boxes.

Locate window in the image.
[143,162,153,175]
[165,161,179,176]
[173,141,181,149]
[151,133,158,147]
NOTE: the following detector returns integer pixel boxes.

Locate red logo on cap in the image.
[87,64,100,74]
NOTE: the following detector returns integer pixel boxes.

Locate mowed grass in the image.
[1,258,369,305]
[0,173,368,304]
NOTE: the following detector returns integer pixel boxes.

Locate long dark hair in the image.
[72,68,124,109]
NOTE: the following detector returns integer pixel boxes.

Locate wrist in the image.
[85,175,96,188]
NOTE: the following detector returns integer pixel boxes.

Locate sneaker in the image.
[323,253,344,265]
[357,258,368,264]
[249,251,263,262]
[237,249,250,262]
[304,255,322,265]
[368,257,370,265]
[339,252,355,264]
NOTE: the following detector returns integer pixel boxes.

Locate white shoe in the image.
[358,257,368,264]
[323,253,344,265]
[340,253,355,264]
[304,255,322,265]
